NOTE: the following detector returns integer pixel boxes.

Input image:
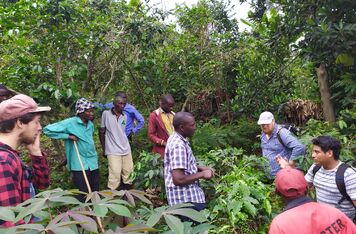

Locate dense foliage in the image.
[0,0,355,233]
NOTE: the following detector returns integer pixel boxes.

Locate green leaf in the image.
[15,200,46,222]
[49,196,81,204]
[104,204,131,217]
[190,223,215,234]
[50,227,77,234]
[146,212,162,227]
[93,205,108,217]
[243,200,257,216]
[0,207,15,221]
[164,214,184,234]
[336,53,354,66]
[167,208,207,223]
[68,213,97,233]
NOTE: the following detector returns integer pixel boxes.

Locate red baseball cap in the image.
[275,168,307,198]
[0,94,51,122]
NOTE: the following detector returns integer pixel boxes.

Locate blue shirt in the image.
[95,102,144,136]
[260,124,306,177]
[164,132,206,206]
[43,116,99,171]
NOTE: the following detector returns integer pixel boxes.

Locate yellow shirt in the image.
[159,108,174,135]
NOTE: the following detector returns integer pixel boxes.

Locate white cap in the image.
[257,111,274,125]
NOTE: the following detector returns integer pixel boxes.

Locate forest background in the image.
[0,0,355,233]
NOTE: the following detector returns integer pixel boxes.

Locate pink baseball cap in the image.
[0,94,51,122]
[275,168,307,198]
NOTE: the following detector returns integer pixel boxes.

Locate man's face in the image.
[312,145,331,165]
[20,115,42,145]
[181,117,196,138]
[113,97,126,113]
[260,120,275,135]
[161,99,174,113]
[82,108,94,121]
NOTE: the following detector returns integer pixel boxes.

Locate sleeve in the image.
[304,164,316,184]
[279,128,306,160]
[148,112,163,145]
[43,119,70,140]
[30,153,50,189]
[132,107,144,134]
[104,102,113,109]
[344,168,356,200]
[0,159,21,206]
[170,144,188,170]
[101,111,107,128]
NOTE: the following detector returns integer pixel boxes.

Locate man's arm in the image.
[99,127,106,157]
[281,129,306,159]
[43,119,71,140]
[172,168,213,186]
[148,112,166,146]
[131,107,144,134]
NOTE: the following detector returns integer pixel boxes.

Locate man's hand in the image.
[198,166,215,175]
[276,155,292,169]
[26,132,42,156]
[68,135,78,141]
[201,169,214,180]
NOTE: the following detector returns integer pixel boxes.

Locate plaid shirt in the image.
[164,132,205,206]
[0,142,50,227]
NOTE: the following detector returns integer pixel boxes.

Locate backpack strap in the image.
[276,127,287,148]
[312,164,321,176]
[335,163,355,208]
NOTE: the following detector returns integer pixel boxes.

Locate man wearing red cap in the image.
[269,168,355,233]
[0,94,51,227]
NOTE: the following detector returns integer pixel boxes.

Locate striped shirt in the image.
[305,162,356,219]
[164,132,205,206]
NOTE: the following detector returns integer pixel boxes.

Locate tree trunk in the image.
[316,63,335,123]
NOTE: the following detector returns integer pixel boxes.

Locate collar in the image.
[75,116,85,125]
[110,108,124,117]
[0,142,19,154]
[284,196,313,211]
[174,132,189,144]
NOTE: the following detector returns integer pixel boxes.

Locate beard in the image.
[20,132,37,145]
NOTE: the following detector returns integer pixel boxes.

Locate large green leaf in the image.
[146,212,162,227]
[68,213,97,233]
[104,204,131,217]
[167,208,207,223]
[93,205,108,217]
[0,207,15,222]
[164,214,184,234]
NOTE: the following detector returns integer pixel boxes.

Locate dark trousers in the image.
[180,203,206,224]
[72,169,100,202]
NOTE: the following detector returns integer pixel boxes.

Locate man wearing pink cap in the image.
[269,168,355,233]
[0,94,51,227]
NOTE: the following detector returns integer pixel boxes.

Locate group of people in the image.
[257,111,355,232]
[0,84,354,231]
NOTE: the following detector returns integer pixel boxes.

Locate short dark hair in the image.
[115,91,127,99]
[173,112,194,129]
[311,136,341,160]
[0,113,37,133]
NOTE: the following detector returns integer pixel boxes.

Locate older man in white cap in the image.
[258,111,306,177]
[43,98,99,202]
[0,94,51,227]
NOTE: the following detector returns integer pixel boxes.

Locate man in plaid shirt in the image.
[164,112,214,219]
[0,94,51,227]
